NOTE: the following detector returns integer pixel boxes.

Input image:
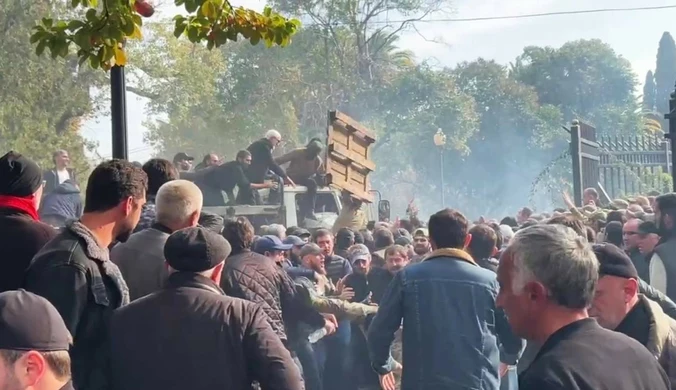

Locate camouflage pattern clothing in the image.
[134,195,156,233]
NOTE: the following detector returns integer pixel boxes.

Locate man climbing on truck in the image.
[275,138,325,220]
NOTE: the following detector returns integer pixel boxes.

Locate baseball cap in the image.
[164,227,232,272]
[349,244,370,264]
[253,235,293,254]
[0,151,43,197]
[299,243,323,258]
[638,221,659,236]
[173,152,194,163]
[286,226,311,238]
[283,235,305,247]
[0,290,71,351]
[413,228,429,238]
[593,243,638,279]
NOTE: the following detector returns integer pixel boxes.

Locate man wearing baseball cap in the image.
[0,290,73,390]
[590,243,676,385]
[253,234,293,264]
[410,228,431,263]
[108,226,302,390]
[172,152,194,172]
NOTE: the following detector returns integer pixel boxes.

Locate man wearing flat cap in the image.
[0,289,73,390]
[108,226,302,390]
[0,151,56,293]
[590,243,676,385]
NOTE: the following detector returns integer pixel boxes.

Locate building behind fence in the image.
[571,120,672,205]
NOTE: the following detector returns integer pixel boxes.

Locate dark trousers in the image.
[322,320,354,390]
[292,175,318,218]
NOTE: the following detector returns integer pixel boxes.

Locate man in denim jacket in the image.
[368,208,523,390]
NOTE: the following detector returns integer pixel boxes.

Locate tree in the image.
[643,70,656,111]
[31,0,301,70]
[450,59,564,216]
[1,0,100,173]
[510,39,639,135]
[655,32,676,118]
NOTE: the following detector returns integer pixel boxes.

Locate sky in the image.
[81,0,676,162]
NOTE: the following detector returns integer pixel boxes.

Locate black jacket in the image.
[247,138,287,183]
[109,272,303,390]
[43,168,77,195]
[367,267,394,304]
[221,249,324,341]
[0,208,55,293]
[24,221,129,390]
[519,318,669,390]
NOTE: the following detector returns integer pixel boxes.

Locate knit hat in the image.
[0,151,43,197]
[593,243,638,279]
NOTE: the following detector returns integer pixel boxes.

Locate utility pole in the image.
[110,65,128,160]
[664,83,676,192]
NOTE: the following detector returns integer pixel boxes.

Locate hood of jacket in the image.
[54,180,80,195]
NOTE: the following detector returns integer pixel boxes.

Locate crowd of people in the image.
[4,137,676,390]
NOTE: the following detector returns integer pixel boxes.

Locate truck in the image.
[200,111,389,231]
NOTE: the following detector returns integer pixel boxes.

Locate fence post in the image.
[571,120,583,207]
[666,83,676,192]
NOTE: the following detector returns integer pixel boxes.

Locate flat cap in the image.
[283,235,305,247]
[0,290,70,351]
[0,151,43,197]
[593,243,638,279]
[299,243,323,258]
[638,221,659,236]
[164,227,232,272]
[286,226,311,238]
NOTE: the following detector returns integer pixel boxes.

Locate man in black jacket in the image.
[0,151,55,293]
[220,217,328,344]
[43,149,77,196]
[25,160,148,390]
[109,227,302,390]
[242,130,294,205]
[498,224,669,390]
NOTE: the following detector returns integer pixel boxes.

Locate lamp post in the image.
[433,128,447,208]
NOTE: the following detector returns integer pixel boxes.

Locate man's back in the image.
[520,318,669,390]
[369,252,520,390]
[0,208,55,292]
[111,227,170,301]
[109,273,301,390]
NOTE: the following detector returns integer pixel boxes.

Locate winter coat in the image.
[220,249,325,342]
[43,168,77,195]
[24,220,129,390]
[0,207,55,293]
[39,180,82,227]
[133,195,156,233]
[247,138,287,183]
[638,295,676,389]
[109,272,303,390]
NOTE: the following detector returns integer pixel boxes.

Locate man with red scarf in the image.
[0,151,55,293]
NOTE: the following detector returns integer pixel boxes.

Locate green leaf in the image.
[30,32,42,44]
[85,9,97,23]
[173,23,187,38]
[78,54,89,67]
[67,20,85,31]
[175,0,186,5]
[59,42,70,58]
[122,21,135,35]
[187,26,199,43]
[89,0,98,7]
[42,18,53,28]
[35,40,48,56]
[200,1,218,19]
[71,0,80,8]
[263,6,272,17]
[132,14,143,26]
[206,39,215,50]
[185,0,199,13]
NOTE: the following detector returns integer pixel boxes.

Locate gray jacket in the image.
[111,226,170,301]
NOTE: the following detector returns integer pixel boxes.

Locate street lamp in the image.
[433,129,447,208]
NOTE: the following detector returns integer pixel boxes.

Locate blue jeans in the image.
[321,320,354,390]
[293,339,322,390]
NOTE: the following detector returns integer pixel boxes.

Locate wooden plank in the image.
[328,143,377,172]
[333,111,376,143]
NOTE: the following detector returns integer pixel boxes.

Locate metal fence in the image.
[571,120,672,204]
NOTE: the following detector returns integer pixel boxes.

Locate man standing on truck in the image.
[244,129,295,205]
[192,150,277,206]
[275,138,324,220]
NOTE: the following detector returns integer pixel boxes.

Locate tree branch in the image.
[126,85,160,100]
